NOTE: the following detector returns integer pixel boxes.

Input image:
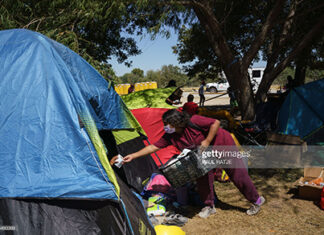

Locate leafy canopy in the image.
[0,0,142,79]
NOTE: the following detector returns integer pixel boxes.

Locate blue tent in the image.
[277,78,324,142]
[0,29,154,234]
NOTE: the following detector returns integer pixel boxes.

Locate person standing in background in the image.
[199,81,206,107]
[284,75,296,92]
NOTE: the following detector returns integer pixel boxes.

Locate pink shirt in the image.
[154,115,234,151]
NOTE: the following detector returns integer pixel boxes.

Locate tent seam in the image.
[81,129,118,198]
[303,124,324,140]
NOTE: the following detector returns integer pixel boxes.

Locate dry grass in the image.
[181,169,324,235]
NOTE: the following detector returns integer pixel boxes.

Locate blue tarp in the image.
[0,29,129,199]
[278,78,324,139]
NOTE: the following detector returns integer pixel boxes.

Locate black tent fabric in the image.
[0,198,128,235]
[117,136,158,193]
[117,175,155,235]
[255,99,283,131]
[100,130,157,193]
[0,174,155,235]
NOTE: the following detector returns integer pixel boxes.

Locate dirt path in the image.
[180,90,230,106]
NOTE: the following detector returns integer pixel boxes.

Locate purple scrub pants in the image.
[196,164,259,207]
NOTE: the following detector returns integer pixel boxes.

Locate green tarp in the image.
[121,87,176,109]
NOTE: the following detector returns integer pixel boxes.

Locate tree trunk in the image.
[255,61,276,104]
[237,73,255,120]
[191,2,256,120]
[225,64,255,120]
[255,72,274,103]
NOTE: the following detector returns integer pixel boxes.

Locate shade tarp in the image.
[131,108,180,166]
[121,87,176,109]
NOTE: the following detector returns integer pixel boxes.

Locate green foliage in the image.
[131,68,144,78]
[120,72,141,84]
[118,64,194,87]
[159,64,188,87]
[119,67,146,84]
[274,67,324,86]
[260,0,324,71]
[88,60,118,81]
[306,69,324,82]
[145,70,163,86]
[273,67,295,85]
[174,25,224,80]
[0,0,141,80]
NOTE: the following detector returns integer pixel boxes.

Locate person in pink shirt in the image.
[123,109,265,218]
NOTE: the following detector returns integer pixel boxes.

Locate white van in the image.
[206,67,265,93]
[248,67,265,89]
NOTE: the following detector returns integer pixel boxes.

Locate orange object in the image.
[197,109,237,130]
[309,177,323,185]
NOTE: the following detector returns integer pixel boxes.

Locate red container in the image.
[320,187,324,210]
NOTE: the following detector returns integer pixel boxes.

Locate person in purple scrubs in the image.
[123,109,265,218]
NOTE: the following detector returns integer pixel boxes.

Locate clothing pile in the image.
[141,173,189,226]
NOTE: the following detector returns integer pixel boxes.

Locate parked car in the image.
[206,80,229,93]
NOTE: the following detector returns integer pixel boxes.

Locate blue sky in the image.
[109,32,183,76]
[110,32,266,77]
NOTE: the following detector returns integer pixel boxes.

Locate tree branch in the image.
[241,0,285,70]
[271,13,324,81]
[191,0,235,67]
[23,18,42,29]
[220,1,234,26]
[278,0,297,47]
[264,1,297,67]
[36,17,45,31]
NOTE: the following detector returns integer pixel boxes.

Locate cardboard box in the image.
[298,168,324,201]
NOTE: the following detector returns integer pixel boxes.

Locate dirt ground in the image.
[181,169,324,235]
[180,89,231,107]
[165,88,324,235]
[179,86,280,107]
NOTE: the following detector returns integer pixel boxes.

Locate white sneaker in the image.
[246,196,265,216]
[198,206,216,218]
